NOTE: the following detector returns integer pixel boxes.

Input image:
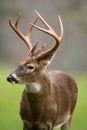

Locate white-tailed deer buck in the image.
[7,11,78,130]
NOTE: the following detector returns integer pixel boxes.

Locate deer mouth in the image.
[7,75,19,84]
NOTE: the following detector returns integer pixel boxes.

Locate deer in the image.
[7,10,78,130]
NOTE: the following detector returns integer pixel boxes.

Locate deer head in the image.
[7,10,63,85]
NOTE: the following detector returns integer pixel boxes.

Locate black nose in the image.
[7,75,18,83]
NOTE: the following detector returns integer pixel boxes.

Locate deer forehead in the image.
[19,58,39,67]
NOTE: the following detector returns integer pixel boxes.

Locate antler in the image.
[9,11,63,59]
[9,14,39,50]
[31,10,63,60]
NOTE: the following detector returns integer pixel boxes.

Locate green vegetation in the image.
[0,68,87,130]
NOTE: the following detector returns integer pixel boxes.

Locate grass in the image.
[0,68,23,130]
[70,75,87,130]
[0,67,87,130]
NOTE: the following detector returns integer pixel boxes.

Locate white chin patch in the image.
[12,81,17,84]
[25,83,41,93]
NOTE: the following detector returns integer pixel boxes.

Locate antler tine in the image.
[29,42,38,56]
[27,17,39,37]
[9,15,39,50]
[14,14,21,27]
[57,15,63,42]
[35,10,51,29]
[25,16,39,49]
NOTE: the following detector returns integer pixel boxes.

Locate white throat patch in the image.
[25,83,41,93]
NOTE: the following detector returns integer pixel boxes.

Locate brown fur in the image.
[19,70,77,130]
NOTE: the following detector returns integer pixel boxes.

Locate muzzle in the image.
[7,75,18,84]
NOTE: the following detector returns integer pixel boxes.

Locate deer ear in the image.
[37,52,55,66]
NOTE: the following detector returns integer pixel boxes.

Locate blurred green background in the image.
[0,0,87,130]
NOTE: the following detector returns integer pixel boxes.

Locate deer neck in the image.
[24,71,51,118]
[25,69,51,95]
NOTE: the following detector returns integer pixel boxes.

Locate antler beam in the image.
[31,10,63,60]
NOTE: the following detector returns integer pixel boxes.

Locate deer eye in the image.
[26,64,35,70]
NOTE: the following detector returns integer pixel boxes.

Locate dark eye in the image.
[26,64,34,70]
